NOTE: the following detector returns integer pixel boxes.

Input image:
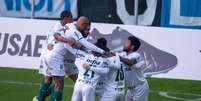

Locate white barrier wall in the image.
[0,17,201,81]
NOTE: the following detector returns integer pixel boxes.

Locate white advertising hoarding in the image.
[0,17,201,81]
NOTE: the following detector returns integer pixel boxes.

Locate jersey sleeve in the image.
[78,38,104,54]
[133,60,146,69]
[53,23,62,34]
[47,23,62,45]
[127,52,141,62]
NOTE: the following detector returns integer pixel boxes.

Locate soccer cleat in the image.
[33,96,39,101]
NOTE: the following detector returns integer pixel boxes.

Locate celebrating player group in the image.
[33,10,149,101]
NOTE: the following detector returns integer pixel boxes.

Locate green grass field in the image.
[0,67,201,101]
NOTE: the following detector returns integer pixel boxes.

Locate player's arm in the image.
[120,57,137,66]
[54,33,75,46]
[83,62,109,75]
[78,38,105,54]
[119,53,140,66]
[133,60,154,70]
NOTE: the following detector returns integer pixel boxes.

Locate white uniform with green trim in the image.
[119,52,149,101]
[39,22,76,77]
[100,54,125,101]
[72,50,109,101]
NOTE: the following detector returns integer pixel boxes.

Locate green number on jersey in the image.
[115,64,124,81]
[84,70,95,79]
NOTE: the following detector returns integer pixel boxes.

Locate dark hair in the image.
[88,20,91,26]
[60,10,72,20]
[128,36,141,51]
[95,38,110,52]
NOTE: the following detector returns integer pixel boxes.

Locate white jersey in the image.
[104,56,125,92]
[74,50,109,88]
[47,22,66,45]
[95,55,121,96]
[64,23,104,54]
[44,23,78,62]
[119,52,147,87]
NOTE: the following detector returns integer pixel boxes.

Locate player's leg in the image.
[50,76,64,101]
[35,75,52,101]
[34,55,53,101]
[64,62,78,82]
[136,82,149,101]
[132,82,149,101]
[71,82,82,101]
[82,86,95,101]
[125,89,133,101]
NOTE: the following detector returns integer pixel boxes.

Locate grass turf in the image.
[0,67,201,101]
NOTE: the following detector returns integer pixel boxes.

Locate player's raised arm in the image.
[78,38,104,54]
[54,33,76,46]
[53,11,75,46]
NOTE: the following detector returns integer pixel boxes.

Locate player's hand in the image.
[47,44,54,50]
[83,63,91,70]
[103,51,115,57]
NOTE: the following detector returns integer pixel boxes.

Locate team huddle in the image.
[33,11,149,101]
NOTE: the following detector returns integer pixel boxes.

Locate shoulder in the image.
[54,22,62,29]
[128,52,140,60]
[118,52,127,57]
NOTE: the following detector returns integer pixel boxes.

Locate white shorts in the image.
[95,81,105,99]
[125,81,149,101]
[64,61,78,76]
[100,88,125,101]
[71,81,95,101]
[39,56,65,77]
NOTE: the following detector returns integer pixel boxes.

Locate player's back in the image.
[104,64,125,91]
[75,51,106,87]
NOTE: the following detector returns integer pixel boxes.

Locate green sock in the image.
[37,81,50,101]
[50,89,63,101]
[47,84,54,96]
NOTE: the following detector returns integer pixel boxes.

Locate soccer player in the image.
[34,16,105,101]
[94,38,110,99]
[89,38,125,101]
[71,39,120,101]
[120,36,149,101]
[100,63,125,101]
[34,10,75,101]
[46,10,78,82]
[71,47,109,101]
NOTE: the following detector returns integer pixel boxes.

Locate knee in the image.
[54,79,64,91]
[44,76,52,84]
